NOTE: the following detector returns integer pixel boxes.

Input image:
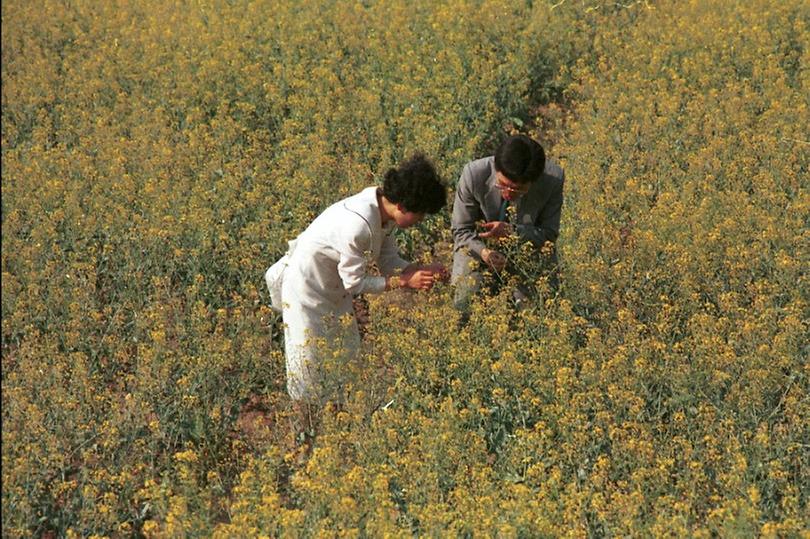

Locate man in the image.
[265,152,448,403]
[451,135,564,312]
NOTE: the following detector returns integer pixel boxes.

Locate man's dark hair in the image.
[494,135,546,184]
[382,153,446,214]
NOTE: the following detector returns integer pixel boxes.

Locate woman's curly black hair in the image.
[382,153,446,214]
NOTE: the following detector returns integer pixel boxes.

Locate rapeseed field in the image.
[2,0,807,536]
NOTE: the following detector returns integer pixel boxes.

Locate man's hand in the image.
[480,248,507,272]
[478,221,512,239]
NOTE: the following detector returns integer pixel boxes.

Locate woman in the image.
[265,153,447,402]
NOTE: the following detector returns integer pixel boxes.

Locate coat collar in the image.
[341,186,383,233]
[485,158,503,209]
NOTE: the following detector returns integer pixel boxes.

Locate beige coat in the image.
[265,186,409,400]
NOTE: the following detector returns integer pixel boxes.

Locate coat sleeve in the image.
[451,163,486,258]
[378,231,411,277]
[336,219,387,295]
[515,170,564,247]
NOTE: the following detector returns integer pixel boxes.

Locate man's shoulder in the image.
[460,156,494,186]
[543,158,565,188]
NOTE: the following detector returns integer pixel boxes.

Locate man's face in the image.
[495,172,530,202]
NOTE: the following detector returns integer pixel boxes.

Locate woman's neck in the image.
[377,190,395,225]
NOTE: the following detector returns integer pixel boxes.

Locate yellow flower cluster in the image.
[2,0,807,536]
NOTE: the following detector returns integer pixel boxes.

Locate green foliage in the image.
[2,0,808,536]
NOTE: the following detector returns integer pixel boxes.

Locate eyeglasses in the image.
[495,179,529,195]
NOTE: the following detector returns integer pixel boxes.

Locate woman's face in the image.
[394,206,425,228]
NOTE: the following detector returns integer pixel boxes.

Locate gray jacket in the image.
[451,156,565,259]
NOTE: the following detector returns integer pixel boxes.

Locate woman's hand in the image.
[402,268,437,290]
[387,264,444,291]
[420,262,450,283]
